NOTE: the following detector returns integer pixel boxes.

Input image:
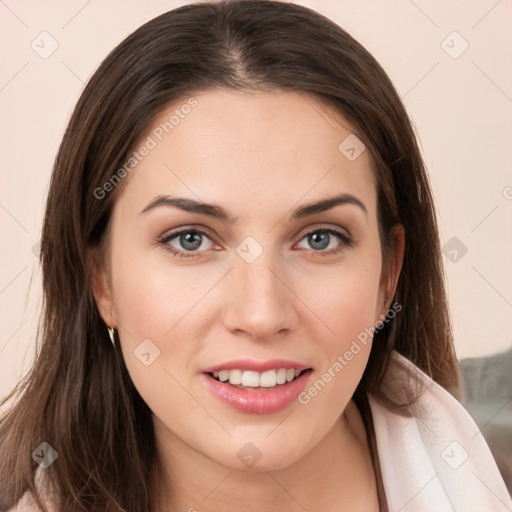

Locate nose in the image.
[221,247,299,340]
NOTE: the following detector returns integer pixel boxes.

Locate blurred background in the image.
[0,0,511,493]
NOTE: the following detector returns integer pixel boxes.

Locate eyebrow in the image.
[140,193,367,223]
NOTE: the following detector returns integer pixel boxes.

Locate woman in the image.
[1,1,510,511]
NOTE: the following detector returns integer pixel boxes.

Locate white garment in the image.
[370,350,512,511]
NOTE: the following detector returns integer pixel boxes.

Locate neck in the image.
[152,399,379,512]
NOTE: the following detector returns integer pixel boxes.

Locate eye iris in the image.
[309,231,330,250]
[169,229,341,254]
[180,232,202,251]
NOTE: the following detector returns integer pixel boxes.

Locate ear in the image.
[377,224,405,317]
[90,248,117,329]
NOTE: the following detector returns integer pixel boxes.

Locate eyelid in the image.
[293,225,353,258]
[159,222,351,242]
[157,226,218,248]
[295,223,351,241]
[157,223,353,257]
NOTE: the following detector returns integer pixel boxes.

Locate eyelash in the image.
[157,226,353,259]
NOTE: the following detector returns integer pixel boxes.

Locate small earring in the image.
[107,326,115,347]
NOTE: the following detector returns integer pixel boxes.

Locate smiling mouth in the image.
[206,368,312,391]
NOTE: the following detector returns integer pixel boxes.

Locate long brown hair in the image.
[0,1,461,510]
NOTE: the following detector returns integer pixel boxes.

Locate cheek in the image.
[326,269,378,324]
[110,256,203,425]
[109,244,228,401]
[110,241,216,340]
[295,262,381,417]
[296,244,382,386]
[297,253,382,346]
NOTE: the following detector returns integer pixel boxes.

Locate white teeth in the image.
[259,370,277,388]
[228,369,243,385]
[241,371,260,387]
[218,370,229,382]
[211,368,306,388]
[276,368,287,385]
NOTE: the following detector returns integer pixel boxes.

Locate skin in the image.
[93,89,404,511]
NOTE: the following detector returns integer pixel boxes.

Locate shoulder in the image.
[368,350,512,512]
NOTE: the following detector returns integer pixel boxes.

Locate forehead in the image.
[115,89,376,220]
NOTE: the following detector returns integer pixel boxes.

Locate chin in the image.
[215,437,305,473]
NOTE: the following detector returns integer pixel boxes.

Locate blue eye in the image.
[157,227,352,259]
[296,228,352,256]
[158,229,215,258]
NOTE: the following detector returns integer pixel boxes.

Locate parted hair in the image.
[0,1,461,510]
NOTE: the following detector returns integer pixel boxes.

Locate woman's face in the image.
[94,89,401,472]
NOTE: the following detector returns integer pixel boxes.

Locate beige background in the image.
[1,0,511,402]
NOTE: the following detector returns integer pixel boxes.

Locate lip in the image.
[202,359,310,373]
[202,369,312,414]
